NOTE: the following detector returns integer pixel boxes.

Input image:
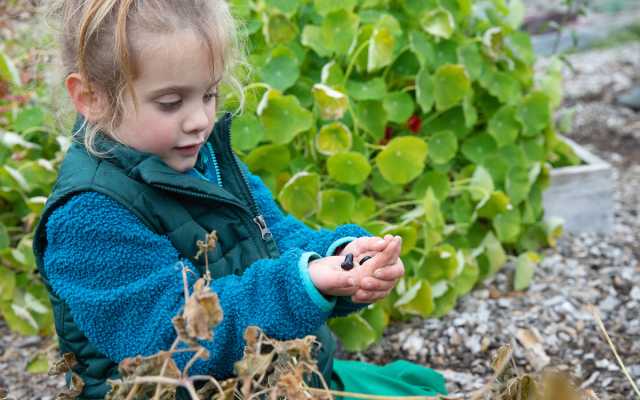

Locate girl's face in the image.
[111,30,220,172]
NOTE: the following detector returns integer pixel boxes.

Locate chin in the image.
[168,159,196,173]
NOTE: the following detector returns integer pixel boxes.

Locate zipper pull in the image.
[253,215,272,240]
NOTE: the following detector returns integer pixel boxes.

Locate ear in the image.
[65,73,108,123]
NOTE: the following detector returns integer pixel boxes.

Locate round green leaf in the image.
[416,68,434,114]
[411,170,450,201]
[493,208,521,243]
[321,10,359,56]
[477,191,510,219]
[321,61,345,86]
[383,91,414,123]
[318,189,356,226]
[312,84,348,121]
[264,14,299,45]
[327,152,371,184]
[375,136,428,184]
[452,261,479,296]
[432,285,457,317]
[231,113,264,151]
[264,0,299,14]
[328,314,377,351]
[245,144,290,173]
[315,122,352,156]
[409,30,434,68]
[0,266,16,301]
[277,172,319,218]
[367,15,400,72]
[418,244,458,282]
[488,105,521,147]
[346,78,387,100]
[428,130,458,164]
[420,7,455,39]
[481,231,507,276]
[260,54,299,91]
[393,278,433,317]
[314,0,358,16]
[383,225,418,255]
[301,26,332,57]
[506,166,530,205]
[517,91,550,136]
[354,100,387,140]
[434,64,471,111]
[470,166,494,202]
[461,134,497,164]
[514,251,540,291]
[427,107,471,139]
[480,69,521,104]
[13,107,44,133]
[257,90,313,144]
[352,196,376,224]
[457,42,483,80]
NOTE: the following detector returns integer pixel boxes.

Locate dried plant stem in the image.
[306,387,450,400]
[590,306,640,399]
[190,375,225,397]
[182,347,208,377]
[124,383,140,400]
[152,338,181,400]
[247,387,272,400]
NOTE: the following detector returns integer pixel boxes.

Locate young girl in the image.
[33,1,446,399]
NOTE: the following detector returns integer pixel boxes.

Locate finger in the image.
[331,286,359,296]
[352,289,389,303]
[360,276,396,291]
[353,236,388,255]
[372,261,405,281]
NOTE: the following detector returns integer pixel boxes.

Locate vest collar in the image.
[71,112,249,210]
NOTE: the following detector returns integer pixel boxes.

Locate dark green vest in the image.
[33,112,336,399]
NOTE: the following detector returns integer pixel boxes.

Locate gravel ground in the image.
[2,10,640,400]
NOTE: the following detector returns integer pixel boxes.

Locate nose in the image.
[182,104,211,135]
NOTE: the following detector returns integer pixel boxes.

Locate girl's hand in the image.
[350,235,404,303]
[335,236,389,257]
[307,255,359,297]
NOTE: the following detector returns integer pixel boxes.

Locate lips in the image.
[174,142,203,156]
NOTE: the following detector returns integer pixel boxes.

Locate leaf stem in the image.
[343,41,370,85]
[369,200,421,219]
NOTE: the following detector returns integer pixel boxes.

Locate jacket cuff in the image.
[325,237,358,257]
[298,252,336,312]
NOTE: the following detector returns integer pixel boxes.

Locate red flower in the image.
[407,115,421,133]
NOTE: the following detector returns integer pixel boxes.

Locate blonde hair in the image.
[49,0,250,156]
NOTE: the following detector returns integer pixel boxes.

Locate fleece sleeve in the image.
[42,191,334,379]
[237,159,372,257]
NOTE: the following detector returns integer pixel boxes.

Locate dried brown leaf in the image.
[54,372,85,400]
[48,353,78,376]
[184,278,223,340]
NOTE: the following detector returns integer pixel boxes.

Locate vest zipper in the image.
[221,117,273,242]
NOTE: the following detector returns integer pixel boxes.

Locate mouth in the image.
[174,142,203,156]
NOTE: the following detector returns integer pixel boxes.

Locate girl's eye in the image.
[204,92,219,103]
[156,100,182,112]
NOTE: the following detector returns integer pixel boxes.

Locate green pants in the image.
[330,359,448,399]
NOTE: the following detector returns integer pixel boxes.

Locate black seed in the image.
[360,255,373,265]
[341,253,354,270]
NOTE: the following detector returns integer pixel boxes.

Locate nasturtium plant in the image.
[218,0,581,351]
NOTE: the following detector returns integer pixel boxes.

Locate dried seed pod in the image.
[341,253,354,270]
[359,255,373,265]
